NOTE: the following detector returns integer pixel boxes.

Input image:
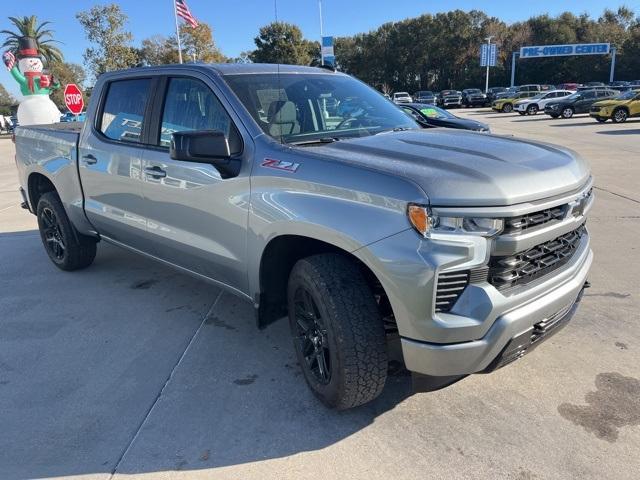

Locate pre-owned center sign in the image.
[520,43,610,58]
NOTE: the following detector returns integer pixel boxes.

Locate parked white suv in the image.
[515,90,574,115]
[392,92,412,103]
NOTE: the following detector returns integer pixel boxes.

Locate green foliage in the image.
[139,23,226,65]
[332,7,639,91]
[0,15,64,64]
[76,4,139,80]
[0,83,17,115]
[249,22,319,65]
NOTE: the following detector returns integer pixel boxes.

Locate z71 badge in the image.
[261,158,300,173]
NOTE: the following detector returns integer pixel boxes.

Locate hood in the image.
[593,99,626,107]
[430,117,489,132]
[308,129,590,206]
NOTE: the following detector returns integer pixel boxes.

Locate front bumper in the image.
[401,246,591,376]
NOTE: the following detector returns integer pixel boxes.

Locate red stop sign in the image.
[64,84,84,115]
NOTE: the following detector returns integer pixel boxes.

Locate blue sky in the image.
[1,0,636,97]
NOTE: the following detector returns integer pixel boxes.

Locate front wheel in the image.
[37,192,97,271]
[287,254,388,410]
[502,103,513,113]
[561,107,574,119]
[527,104,538,115]
[612,108,628,123]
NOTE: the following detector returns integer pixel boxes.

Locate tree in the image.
[0,83,17,115]
[49,62,87,110]
[0,15,63,64]
[249,22,318,65]
[177,23,226,63]
[139,23,226,66]
[76,4,139,80]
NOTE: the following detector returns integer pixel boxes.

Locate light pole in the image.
[484,36,494,93]
[318,0,324,65]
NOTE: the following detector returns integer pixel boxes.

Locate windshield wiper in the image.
[375,126,416,135]
[287,137,340,146]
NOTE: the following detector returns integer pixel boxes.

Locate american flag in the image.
[175,0,199,28]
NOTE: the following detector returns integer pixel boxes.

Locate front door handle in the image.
[82,154,97,165]
[144,166,167,179]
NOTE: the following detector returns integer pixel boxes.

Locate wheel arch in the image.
[255,234,394,330]
[27,172,57,213]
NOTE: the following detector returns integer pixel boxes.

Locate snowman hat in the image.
[17,37,40,59]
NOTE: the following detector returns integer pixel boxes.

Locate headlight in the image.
[408,204,503,237]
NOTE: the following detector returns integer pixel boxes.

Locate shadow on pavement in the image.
[596,129,640,135]
[550,121,601,127]
[0,230,427,478]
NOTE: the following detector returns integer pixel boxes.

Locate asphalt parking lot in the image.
[1,110,638,480]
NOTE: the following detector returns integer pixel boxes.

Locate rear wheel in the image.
[502,103,513,113]
[287,254,388,410]
[37,192,97,271]
[561,107,574,119]
[527,104,538,115]
[612,108,628,123]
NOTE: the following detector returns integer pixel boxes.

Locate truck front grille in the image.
[503,206,566,234]
[488,225,585,291]
[435,271,469,313]
[502,188,592,234]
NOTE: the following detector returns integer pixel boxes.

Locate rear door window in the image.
[99,78,152,144]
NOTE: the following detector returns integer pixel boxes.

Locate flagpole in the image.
[173,0,183,64]
[318,0,324,66]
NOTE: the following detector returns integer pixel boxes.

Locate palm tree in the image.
[1,16,63,64]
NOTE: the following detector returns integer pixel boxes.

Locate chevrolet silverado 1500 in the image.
[14,64,593,409]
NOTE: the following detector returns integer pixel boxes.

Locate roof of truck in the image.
[101,63,342,78]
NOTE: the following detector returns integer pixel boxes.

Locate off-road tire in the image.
[37,192,97,271]
[287,254,388,409]
[612,108,628,123]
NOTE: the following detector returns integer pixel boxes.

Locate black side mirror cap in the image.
[170,130,240,178]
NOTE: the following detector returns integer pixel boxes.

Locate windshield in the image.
[441,90,460,95]
[224,73,418,144]
[416,91,433,96]
[465,89,482,94]
[417,105,455,120]
[615,90,639,100]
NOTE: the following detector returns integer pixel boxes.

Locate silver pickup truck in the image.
[14,64,593,409]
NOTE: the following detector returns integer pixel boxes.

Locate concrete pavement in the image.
[0,111,638,480]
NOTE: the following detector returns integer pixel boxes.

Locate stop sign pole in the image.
[64,84,84,115]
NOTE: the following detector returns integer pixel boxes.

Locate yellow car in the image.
[590,89,640,123]
[491,91,537,113]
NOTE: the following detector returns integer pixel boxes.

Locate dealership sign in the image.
[520,43,610,58]
[321,36,335,66]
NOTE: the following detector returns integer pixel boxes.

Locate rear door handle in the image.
[144,166,167,178]
[82,154,97,165]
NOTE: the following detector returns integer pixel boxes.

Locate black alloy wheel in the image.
[40,206,66,261]
[292,287,331,384]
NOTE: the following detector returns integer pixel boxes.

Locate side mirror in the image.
[170,130,240,178]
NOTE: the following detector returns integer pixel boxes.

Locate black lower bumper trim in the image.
[483,282,587,372]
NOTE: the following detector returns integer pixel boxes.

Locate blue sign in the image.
[480,44,497,67]
[322,36,335,66]
[520,43,610,58]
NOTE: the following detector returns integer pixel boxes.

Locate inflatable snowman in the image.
[3,36,62,125]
